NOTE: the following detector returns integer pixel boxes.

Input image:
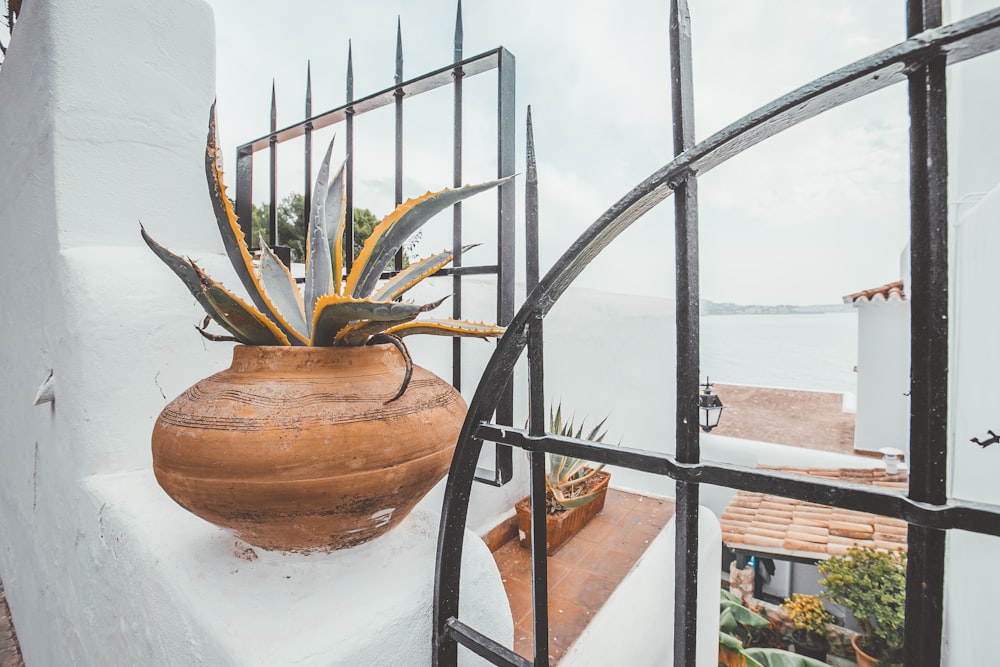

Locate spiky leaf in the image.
[310,295,447,346]
[333,317,419,346]
[304,140,340,322]
[205,105,306,344]
[386,318,505,339]
[258,236,307,336]
[192,264,290,346]
[371,248,455,301]
[345,177,512,298]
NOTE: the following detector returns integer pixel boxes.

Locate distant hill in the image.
[700,300,854,315]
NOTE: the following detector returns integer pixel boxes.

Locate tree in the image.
[250,196,416,268]
[251,193,306,262]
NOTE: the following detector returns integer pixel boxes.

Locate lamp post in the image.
[698,377,724,432]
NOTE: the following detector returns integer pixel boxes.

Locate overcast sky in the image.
[203,0,912,305]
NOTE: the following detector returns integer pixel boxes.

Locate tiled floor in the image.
[492,489,676,664]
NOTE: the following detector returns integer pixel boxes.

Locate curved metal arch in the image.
[433,7,1000,665]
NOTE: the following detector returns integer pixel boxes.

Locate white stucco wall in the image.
[852,298,911,455]
[0,1,512,664]
[559,508,722,667]
[945,1,1000,655]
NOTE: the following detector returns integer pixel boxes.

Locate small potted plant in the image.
[515,404,612,555]
[818,546,905,667]
[719,590,831,667]
[781,594,833,662]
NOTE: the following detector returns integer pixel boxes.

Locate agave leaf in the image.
[259,235,307,336]
[304,140,339,323]
[310,295,447,347]
[328,159,347,295]
[205,106,306,345]
[140,224,215,314]
[371,248,453,301]
[345,177,513,298]
[192,264,290,346]
[550,485,605,509]
[332,316,419,346]
[385,318,505,339]
[141,225,259,344]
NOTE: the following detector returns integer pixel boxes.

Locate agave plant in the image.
[545,403,610,514]
[142,106,506,398]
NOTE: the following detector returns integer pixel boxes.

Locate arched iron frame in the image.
[433,2,1000,666]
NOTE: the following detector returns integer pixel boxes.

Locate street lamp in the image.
[698,378,724,432]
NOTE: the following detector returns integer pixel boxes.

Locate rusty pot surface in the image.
[152,344,464,552]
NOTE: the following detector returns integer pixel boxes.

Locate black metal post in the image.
[670,1,700,664]
[904,2,948,665]
[452,1,465,390]
[394,18,405,272]
[304,62,313,240]
[345,42,355,273]
[268,81,278,247]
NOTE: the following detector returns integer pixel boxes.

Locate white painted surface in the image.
[0,1,512,664]
[945,2,1000,654]
[852,297,911,455]
[559,508,722,667]
[85,469,511,667]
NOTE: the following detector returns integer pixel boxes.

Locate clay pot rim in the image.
[230,343,403,371]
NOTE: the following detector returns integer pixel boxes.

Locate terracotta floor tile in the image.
[578,546,637,581]
[549,532,598,567]
[491,489,676,665]
[550,570,618,610]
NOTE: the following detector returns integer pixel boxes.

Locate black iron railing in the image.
[233,3,518,485]
[433,2,1000,666]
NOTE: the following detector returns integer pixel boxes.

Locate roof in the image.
[720,466,908,561]
[842,280,906,305]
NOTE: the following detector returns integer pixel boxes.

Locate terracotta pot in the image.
[514,471,611,555]
[152,344,464,553]
[851,634,902,667]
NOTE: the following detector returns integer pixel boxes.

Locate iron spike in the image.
[305,61,312,117]
[454,0,463,62]
[395,17,403,86]
[270,80,277,132]
[526,106,536,183]
[346,40,354,103]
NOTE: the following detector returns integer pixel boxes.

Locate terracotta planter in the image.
[514,471,611,555]
[152,344,464,553]
[851,634,901,667]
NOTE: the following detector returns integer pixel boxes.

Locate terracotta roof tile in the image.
[720,467,908,561]
[843,280,906,304]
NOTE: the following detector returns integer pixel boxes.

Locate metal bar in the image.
[905,2,948,664]
[670,2,699,663]
[235,146,253,247]
[268,81,278,247]
[394,17,405,272]
[238,48,508,153]
[452,1,465,390]
[345,42,355,274]
[443,618,531,667]
[304,62,313,241]
[525,107,539,291]
[473,423,1000,538]
[526,314,548,667]
[495,46,516,474]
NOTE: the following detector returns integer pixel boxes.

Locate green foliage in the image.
[818,546,905,663]
[544,403,609,514]
[251,193,306,262]
[142,105,508,349]
[718,591,830,667]
[781,594,833,639]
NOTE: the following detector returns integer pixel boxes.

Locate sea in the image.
[700,312,858,395]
